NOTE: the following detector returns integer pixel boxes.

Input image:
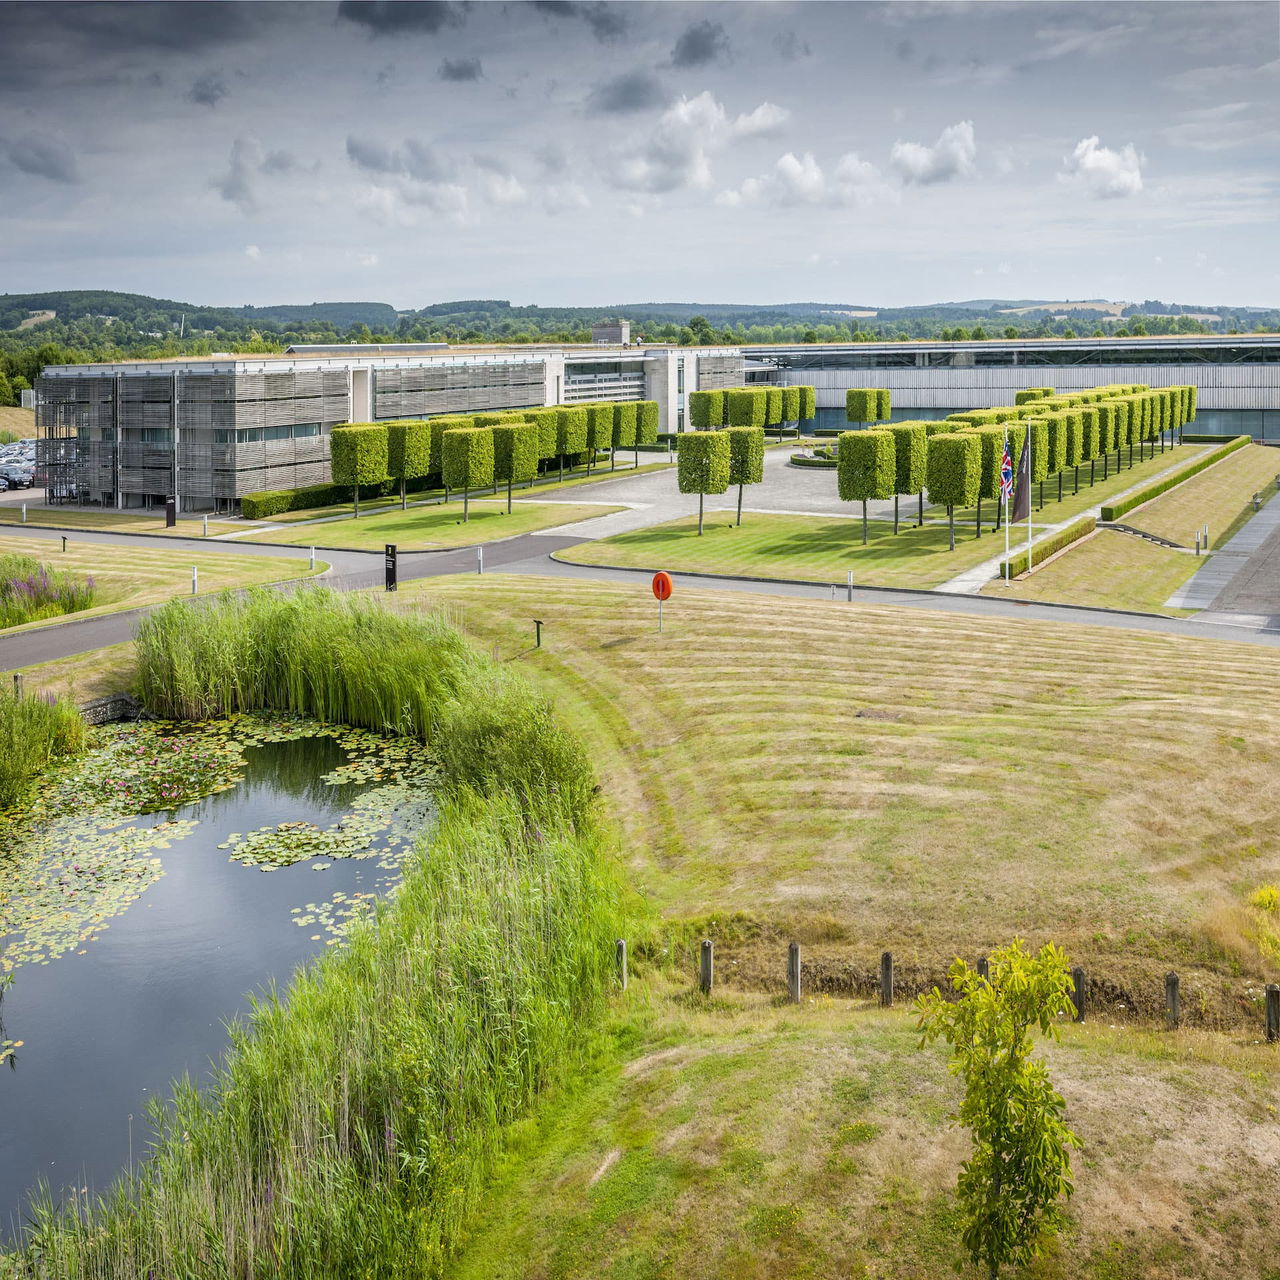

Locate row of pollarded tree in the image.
[689,386,816,434]
[837,383,1198,549]
[329,401,660,520]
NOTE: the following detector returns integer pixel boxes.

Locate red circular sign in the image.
[652,571,673,601]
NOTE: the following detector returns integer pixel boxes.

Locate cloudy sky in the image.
[2,0,1277,309]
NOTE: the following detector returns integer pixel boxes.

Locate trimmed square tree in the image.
[492,421,540,513]
[442,426,494,522]
[837,428,896,545]
[889,421,929,531]
[677,429,730,534]
[689,389,724,431]
[386,419,431,510]
[726,425,765,526]
[555,407,588,481]
[726,388,767,429]
[927,432,981,551]
[781,385,801,431]
[330,422,389,519]
[585,402,615,476]
[611,401,638,470]
[797,385,816,427]
[636,400,659,465]
[764,387,784,437]
[523,409,560,472]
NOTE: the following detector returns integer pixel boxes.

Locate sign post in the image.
[385,543,397,592]
[652,571,673,633]
[165,497,177,529]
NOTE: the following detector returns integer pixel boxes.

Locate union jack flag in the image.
[999,439,1014,500]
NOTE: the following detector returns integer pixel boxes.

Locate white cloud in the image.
[482,171,527,205]
[357,251,379,268]
[1061,136,1143,198]
[612,92,789,194]
[717,149,894,210]
[889,121,977,185]
[244,244,261,260]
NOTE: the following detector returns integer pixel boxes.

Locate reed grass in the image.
[0,690,85,810]
[0,553,95,630]
[6,590,621,1277]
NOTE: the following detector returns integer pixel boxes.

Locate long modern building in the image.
[35,333,1280,512]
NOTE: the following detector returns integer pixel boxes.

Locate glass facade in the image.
[762,344,1280,370]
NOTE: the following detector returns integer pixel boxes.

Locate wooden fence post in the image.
[976,957,990,982]
[1071,966,1086,1023]
[1266,984,1279,1044]
[1165,972,1180,1030]
[879,951,893,1007]
[699,939,713,995]
[616,939,627,992]
[787,941,801,1004]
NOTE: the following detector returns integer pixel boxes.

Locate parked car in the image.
[0,466,33,488]
[0,476,9,492]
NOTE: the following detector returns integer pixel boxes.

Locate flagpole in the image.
[1027,421,1033,572]
[1004,428,1010,581]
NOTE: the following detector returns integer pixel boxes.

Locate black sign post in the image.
[384,543,397,592]
[164,497,176,529]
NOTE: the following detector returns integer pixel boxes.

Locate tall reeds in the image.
[6,589,620,1277]
[0,553,95,630]
[0,690,85,810]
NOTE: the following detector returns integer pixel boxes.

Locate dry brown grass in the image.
[406,574,1280,1023]
[0,407,35,436]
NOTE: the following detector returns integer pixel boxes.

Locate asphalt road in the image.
[3,515,1279,676]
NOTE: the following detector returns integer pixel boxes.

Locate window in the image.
[265,426,291,441]
[140,427,172,444]
[293,423,320,437]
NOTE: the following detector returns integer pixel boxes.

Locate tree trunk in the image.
[611,450,616,472]
[1073,465,1079,495]
[737,483,744,527]
[463,488,469,522]
[918,491,924,527]
[401,477,407,510]
[559,456,565,482]
[507,476,513,515]
[1038,479,1044,511]
[1090,459,1095,485]
[1058,473,1063,503]
[353,487,360,519]
[976,496,982,538]
[698,492,705,535]
[894,493,899,535]
[862,499,868,545]
[1103,452,1109,480]
[995,501,1002,531]
[948,505,955,551]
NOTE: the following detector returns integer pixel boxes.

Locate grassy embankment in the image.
[0,407,35,437]
[0,507,243,536]
[252,498,622,551]
[4,588,621,1278]
[0,535,321,630]
[984,443,1280,614]
[560,445,1207,590]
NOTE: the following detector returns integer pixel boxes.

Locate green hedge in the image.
[331,423,389,488]
[689,389,724,430]
[797,385,816,421]
[241,484,352,519]
[764,387,783,426]
[846,388,881,425]
[677,429,730,495]
[781,385,801,423]
[789,454,837,469]
[837,429,895,503]
[1015,387,1054,404]
[555,407,588,458]
[972,424,1026,501]
[726,388,767,428]
[1095,402,1117,454]
[923,419,958,437]
[524,408,560,460]
[1043,414,1068,475]
[926,432,981,508]
[584,403,616,454]
[611,401,638,450]
[386,420,431,501]
[429,415,476,473]
[1000,516,1096,577]
[1100,436,1251,520]
[442,426,495,494]
[1023,418,1050,482]
[726,425,764,486]
[888,423,927,495]
[636,400,659,446]
[492,421,540,488]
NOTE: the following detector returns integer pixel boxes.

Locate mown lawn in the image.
[557,510,1025,588]
[252,499,621,550]
[452,978,1280,1280]
[1124,442,1280,548]
[412,574,1280,1017]
[981,530,1199,615]
[0,507,242,536]
[0,534,321,629]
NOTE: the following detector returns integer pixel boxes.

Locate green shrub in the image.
[889,423,927,495]
[1079,408,1099,462]
[425,415,475,476]
[688,389,724,430]
[972,426,1025,502]
[677,429,730,533]
[797,385,816,421]
[726,388,766,428]
[927,433,981,548]
[240,483,352,519]
[1100,436,1251,520]
[442,427,495,520]
[520,409,559,461]
[845,388,883,425]
[330,423,389,517]
[764,387,783,426]
[0,690,86,809]
[1042,414,1068,476]
[924,419,958,436]
[1094,402,1116,455]
[636,400,659,447]
[611,401,638,453]
[725,425,764,524]
[781,385,801,423]
[584,403,615,470]
[1000,516,1096,577]
[491,421,540,507]
[1015,387,1054,405]
[1024,418,1050,483]
[1186,384,1197,422]
[555,407,587,457]
[837,429,895,502]
[1062,410,1084,468]
[386,419,431,508]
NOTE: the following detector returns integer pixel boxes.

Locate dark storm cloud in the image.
[337,1,466,37]
[531,1,628,42]
[670,20,730,68]
[212,138,259,212]
[187,72,228,108]
[3,135,79,184]
[439,57,483,82]
[586,71,666,115]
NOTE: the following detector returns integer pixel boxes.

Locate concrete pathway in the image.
[1165,498,1280,613]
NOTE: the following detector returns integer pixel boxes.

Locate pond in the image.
[0,715,435,1237]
